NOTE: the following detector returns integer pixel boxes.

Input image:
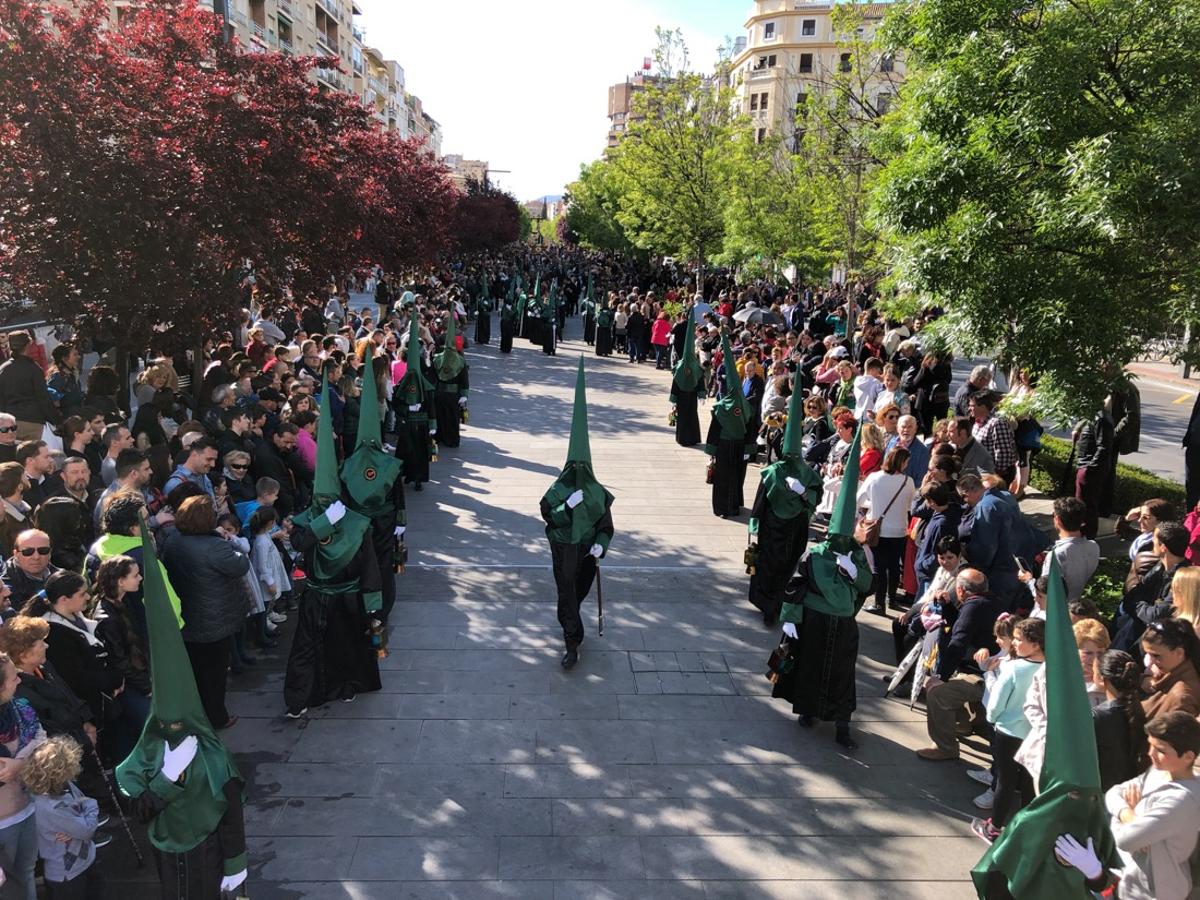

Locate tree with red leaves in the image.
[451,179,523,255]
[0,0,456,351]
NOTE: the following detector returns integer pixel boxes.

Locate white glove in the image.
[160,735,198,782]
[834,553,857,581]
[408,403,422,412]
[220,870,248,893]
[589,543,603,558]
[324,500,347,525]
[785,476,806,496]
[566,489,585,509]
[394,525,406,538]
[458,397,468,407]
[782,622,798,639]
[1054,834,1102,880]
[743,453,751,461]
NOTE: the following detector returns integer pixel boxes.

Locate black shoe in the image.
[414,482,423,492]
[835,726,858,751]
[561,648,579,670]
[762,610,777,627]
[864,603,887,616]
[93,832,113,849]
[888,596,910,610]
[798,714,814,728]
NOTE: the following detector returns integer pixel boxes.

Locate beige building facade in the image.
[731,0,904,149]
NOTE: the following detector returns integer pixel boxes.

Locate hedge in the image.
[1030,435,1187,514]
[1079,555,1128,620]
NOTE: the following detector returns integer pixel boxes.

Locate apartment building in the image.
[606,74,666,150]
[443,155,490,191]
[731,0,904,148]
[106,0,438,147]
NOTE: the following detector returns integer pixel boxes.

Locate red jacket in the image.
[650,319,672,346]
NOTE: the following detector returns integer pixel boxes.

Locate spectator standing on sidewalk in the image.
[0,332,58,442]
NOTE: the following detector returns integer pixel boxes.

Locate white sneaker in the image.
[967,768,993,786]
[285,707,307,719]
[973,788,994,810]
[268,611,288,624]
[265,620,279,635]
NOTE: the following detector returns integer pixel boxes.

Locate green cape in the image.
[293,375,375,609]
[541,358,614,547]
[434,311,465,382]
[758,387,822,522]
[711,330,752,440]
[115,523,242,864]
[671,316,703,397]
[971,553,1118,898]
[395,314,434,411]
[342,344,403,513]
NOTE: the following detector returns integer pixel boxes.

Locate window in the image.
[802,19,816,36]
[796,92,808,109]
[756,127,767,143]
[839,52,852,72]
[750,94,759,111]
[763,21,776,40]
[767,54,777,67]
[760,92,769,111]
[799,53,813,73]
[880,53,895,73]
[876,93,892,115]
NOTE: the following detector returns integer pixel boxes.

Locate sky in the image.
[358,0,750,202]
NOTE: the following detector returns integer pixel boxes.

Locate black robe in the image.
[747,483,810,620]
[474,308,492,345]
[672,385,701,447]
[705,415,748,517]
[542,317,557,356]
[434,365,470,449]
[134,778,246,900]
[283,526,383,712]
[583,309,596,345]
[595,323,613,357]
[771,608,859,722]
[499,310,515,353]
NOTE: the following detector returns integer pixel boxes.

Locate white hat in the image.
[831,346,850,359]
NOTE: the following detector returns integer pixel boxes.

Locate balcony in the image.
[315,0,340,21]
[279,37,294,54]
[316,34,336,56]
[249,21,266,43]
[369,76,387,95]
[352,24,365,42]
[747,66,776,81]
[276,0,294,20]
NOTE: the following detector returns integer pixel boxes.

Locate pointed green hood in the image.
[356,343,382,450]
[542,357,614,546]
[971,554,1118,899]
[343,343,403,512]
[566,356,591,467]
[312,372,341,506]
[396,313,431,408]
[671,316,703,395]
[708,330,751,442]
[435,312,465,381]
[828,426,861,537]
[116,522,241,855]
[781,383,805,458]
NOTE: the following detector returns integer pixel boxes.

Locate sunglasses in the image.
[18,547,51,557]
[228,463,249,470]
[0,426,15,434]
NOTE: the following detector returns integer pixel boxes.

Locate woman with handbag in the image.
[856,447,916,615]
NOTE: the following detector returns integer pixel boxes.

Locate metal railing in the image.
[276,0,294,19]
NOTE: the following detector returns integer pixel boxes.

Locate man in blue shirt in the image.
[163,438,218,500]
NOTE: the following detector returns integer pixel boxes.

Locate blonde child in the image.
[23,736,106,898]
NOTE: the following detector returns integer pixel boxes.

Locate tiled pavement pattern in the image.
[105,319,982,898]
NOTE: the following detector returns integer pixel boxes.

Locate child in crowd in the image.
[23,736,106,899]
[973,617,1045,844]
[967,613,1016,810]
[249,505,292,648]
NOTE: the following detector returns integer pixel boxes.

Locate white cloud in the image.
[358,0,725,201]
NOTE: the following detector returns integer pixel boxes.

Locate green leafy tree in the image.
[562,159,633,253]
[610,28,743,288]
[874,0,1200,419]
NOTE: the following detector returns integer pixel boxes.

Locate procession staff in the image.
[474,273,493,346]
[748,384,823,625]
[283,376,382,716]
[669,314,703,447]
[341,343,406,623]
[704,329,755,518]
[393,313,435,491]
[540,358,614,670]
[772,430,873,750]
[117,522,248,899]
[433,312,470,449]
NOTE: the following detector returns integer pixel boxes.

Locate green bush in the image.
[1030,435,1187,513]
[1080,555,1128,620]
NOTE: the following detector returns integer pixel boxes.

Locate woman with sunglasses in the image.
[222,450,255,506]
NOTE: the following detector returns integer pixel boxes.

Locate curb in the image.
[1127,364,1198,395]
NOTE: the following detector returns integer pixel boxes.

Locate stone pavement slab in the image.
[101,319,979,898]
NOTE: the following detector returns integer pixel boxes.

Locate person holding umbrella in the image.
[540,359,615,671]
[669,317,704,447]
[704,330,756,519]
[747,385,823,626]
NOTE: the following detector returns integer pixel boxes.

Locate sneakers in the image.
[96,814,110,828]
[285,707,308,719]
[916,747,959,762]
[93,833,113,849]
[967,768,993,786]
[971,817,1000,844]
[973,788,994,810]
[265,619,279,635]
[268,611,288,625]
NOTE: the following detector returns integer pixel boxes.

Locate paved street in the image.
[104,316,981,899]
